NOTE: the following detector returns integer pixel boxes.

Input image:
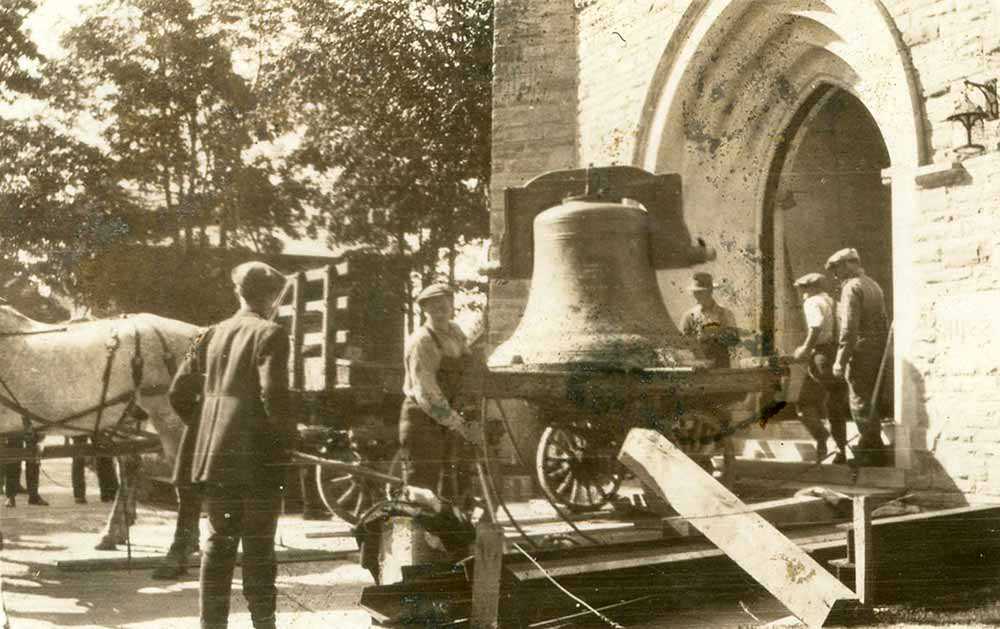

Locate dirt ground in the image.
[3,459,1000,628]
[1,458,371,629]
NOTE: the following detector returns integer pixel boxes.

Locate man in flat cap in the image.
[400,282,483,500]
[792,272,849,464]
[170,261,294,629]
[825,248,891,467]
[681,272,739,369]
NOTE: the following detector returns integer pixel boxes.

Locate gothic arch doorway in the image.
[763,85,893,405]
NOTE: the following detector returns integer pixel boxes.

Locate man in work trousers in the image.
[400,283,483,500]
[792,272,849,464]
[826,248,891,468]
[170,261,295,629]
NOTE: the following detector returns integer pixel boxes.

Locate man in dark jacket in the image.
[169,261,295,629]
[826,248,891,467]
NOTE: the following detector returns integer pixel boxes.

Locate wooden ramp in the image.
[620,428,863,628]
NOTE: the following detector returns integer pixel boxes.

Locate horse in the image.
[0,304,203,551]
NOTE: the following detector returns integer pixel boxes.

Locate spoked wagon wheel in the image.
[316,448,402,525]
[536,420,625,512]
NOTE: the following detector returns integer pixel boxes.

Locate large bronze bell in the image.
[489,196,708,370]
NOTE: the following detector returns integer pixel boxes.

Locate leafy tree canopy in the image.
[0,0,41,95]
[279,0,493,283]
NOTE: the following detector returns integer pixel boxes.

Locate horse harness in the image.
[0,317,180,446]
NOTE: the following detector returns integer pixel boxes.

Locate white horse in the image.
[0,304,202,549]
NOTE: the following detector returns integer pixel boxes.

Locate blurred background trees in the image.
[0,0,492,327]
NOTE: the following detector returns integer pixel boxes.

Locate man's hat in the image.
[687,272,717,292]
[793,272,827,288]
[231,261,286,302]
[416,282,454,304]
[825,248,860,270]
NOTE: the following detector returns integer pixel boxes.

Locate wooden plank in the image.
[322,264,338,389]
[471,522,505,629]
[853,497,873,605]
[505,527,846,582]
[305,267,329,282]
[728,459,907,489]
[619,428,860,628]
[57,547,356,572]
[39,439,161,459]
[290,271,306,390]
[277,301,325,318]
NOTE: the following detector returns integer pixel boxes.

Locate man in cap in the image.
[170,261,295,629]
[826,248,891,467]
[400,282,483,499]
[680,272,740,369]
[792,272,849,464]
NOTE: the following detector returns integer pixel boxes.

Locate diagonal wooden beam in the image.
[619,428,862,628]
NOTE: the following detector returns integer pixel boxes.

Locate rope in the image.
[492,399,603,546]
[512,543,625,629]
[473,432,539,550]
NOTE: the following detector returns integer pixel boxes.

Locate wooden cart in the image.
[281,262,785,521]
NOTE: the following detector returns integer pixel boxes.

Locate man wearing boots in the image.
[170,261,295,629]
[153,326,215,580]
[826,248,891,467]
[3,433,48,507]
[792,272,849,464]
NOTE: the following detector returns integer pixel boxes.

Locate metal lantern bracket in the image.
[965,78,999,120]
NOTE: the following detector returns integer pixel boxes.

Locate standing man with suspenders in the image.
[399,283,483,498]
[792,272,849,464]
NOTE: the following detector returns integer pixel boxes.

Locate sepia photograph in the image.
[1,0,999,627]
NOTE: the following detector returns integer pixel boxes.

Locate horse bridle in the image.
[0,318,180,445]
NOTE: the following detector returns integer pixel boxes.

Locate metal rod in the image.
[290,451,404,486]
[528,595,656,628]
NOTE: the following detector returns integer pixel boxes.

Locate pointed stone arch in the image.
[633,0,925,466]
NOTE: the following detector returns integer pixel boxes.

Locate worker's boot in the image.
[151,552,188,580]
[252,616,277,629]
[27,494,49,506]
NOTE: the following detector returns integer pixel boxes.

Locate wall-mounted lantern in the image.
[947,78,998,155]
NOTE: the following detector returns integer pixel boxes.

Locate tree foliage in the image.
[1,0,493,320]
[0,117,142,297]
[0,0,41,95]
[45,0,307,253]
[280,0,493,281]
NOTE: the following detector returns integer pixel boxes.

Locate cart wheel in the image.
[536,422,624,512]
[316,449,401,525]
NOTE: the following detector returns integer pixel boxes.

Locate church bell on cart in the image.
[488,167,717,371]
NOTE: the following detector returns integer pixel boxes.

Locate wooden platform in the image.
[729,458,907,489]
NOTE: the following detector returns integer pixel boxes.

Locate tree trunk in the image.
[163,168,181,246]
[448,240,457,285]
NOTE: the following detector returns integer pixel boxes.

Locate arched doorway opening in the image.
[764,86,893,411]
